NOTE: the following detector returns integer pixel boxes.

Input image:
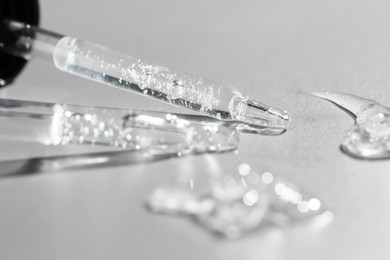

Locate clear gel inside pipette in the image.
[313,92,390,159]
[54,106,240,154]
[1,21,290,133]
[52,37,289,130]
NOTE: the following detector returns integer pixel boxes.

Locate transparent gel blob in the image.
[342,108,390,159]
[146,163,332,238]
[313,92,390,159]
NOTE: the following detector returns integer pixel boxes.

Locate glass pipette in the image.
[0,20,290,134]
[0,98,239,154]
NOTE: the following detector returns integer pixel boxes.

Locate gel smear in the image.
[313,92,390,159]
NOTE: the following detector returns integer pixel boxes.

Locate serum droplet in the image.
[313,92,390,159]
[341,110,390,159]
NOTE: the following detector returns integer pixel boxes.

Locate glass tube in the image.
[1,20,290,133]
[0,98,239,154]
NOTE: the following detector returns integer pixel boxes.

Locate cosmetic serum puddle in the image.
[146,163,333,239]
[313,92,390,159]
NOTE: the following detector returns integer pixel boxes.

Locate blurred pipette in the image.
[0,98,240,154]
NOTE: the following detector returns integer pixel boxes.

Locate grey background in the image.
[1,0,390,259]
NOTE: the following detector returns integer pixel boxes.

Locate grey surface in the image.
[1,0,390,259]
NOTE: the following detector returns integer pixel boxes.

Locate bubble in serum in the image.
[168,80,185,99]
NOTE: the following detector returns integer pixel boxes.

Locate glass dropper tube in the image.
[0,98,239,154]
[1,20,290,133]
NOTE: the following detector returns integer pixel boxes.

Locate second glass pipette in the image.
[1,20,290,134]
[0,98,239,154]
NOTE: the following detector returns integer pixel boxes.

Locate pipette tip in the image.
[230,97,290,132]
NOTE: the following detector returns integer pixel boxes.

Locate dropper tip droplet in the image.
[311,92,329,99]
[267,107,290,125]
[230,97,290,133]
